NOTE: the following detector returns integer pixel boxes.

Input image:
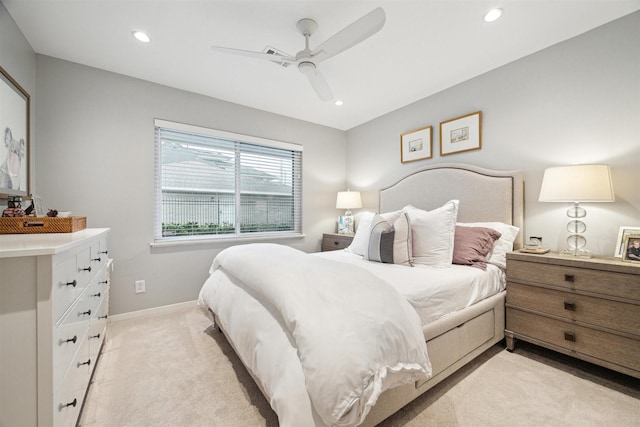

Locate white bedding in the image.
[199,243,430,427]
[314,250,506,325]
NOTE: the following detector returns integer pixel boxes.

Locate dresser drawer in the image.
[89,294,109,362]
[89,237,109,272]
[507,308,640,372]
[322,233,353,251]
[53,256,81,322]
[76,245,97,289]
[507,282,640,337]
[54,336,91,427]
[87,266,108,313]
[507,259,640,301]
[54,289,92,390]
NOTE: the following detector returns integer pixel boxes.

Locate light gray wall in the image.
[0,2,36,206]
[35,56,346,315]
[0,5,38,423]
[9,5,640,317]
[346,11,640,256]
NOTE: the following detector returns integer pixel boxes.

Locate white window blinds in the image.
[154,120,303,241]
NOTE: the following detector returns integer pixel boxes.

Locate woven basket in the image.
[0,216,87,234]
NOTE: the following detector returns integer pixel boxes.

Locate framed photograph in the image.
[337,215,354,234]
[400,125,432,163]
[0,66,30,197]
[614,226,640,257]
[621,235,640,263]
[31,194,44,217]
[440,111,482,156]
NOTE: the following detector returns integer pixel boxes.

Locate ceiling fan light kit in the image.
[211,8,386,102]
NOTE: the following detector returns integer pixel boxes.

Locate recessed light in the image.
[132,31,151,43]
[483,8,503,23]
[334,100,344,106]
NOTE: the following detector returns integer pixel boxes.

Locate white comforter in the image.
[200,243,431,427]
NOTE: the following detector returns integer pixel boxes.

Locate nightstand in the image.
[322,233,354,252]
[505,251,640,378]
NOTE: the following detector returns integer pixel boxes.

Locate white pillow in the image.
[405,200,459,267]
[392,212,412,266]
[458,221,520,269]
[380,209,403,224]
[347,211,375,256]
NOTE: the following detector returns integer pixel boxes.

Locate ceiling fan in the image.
[211,7,386,102]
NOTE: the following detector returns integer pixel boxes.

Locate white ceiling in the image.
[4,1,640,130]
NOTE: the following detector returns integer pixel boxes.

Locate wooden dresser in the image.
[321,232,354,252]
[0,228,111,426]
[505,251,640,378]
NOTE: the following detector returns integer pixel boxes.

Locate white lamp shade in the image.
[336,191,362,209]
[538,164,615,202]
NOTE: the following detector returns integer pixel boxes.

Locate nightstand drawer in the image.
[506,282,640,336]
[507,308,640,373]
[507,259,640,302]
[322,233,353,251]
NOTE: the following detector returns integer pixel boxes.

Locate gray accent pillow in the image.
[366,214,395,263]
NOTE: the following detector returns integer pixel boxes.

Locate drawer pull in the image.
[90,333,101,340]
[564,302,576,311]
[64,335,78,344]
[564,332,576,342]
[78,359,91,367]
[564,274,575,283]
[59,398,77,410]
[99,314,108,320]
[65,280,77,287]
[99,280,108,285]
[91,292,101,298]
[81,266,92,272]
[80,309,92,317]
[92,257,101,262]
[99,250,109,255]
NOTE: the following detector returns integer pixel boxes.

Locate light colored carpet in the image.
[78,303,640,427]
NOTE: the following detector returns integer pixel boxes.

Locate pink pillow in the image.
[452,226,502,270]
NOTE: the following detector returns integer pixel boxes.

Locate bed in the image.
[198,163,524,426]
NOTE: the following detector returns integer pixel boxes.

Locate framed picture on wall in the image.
[440,111,482,156]
[0,65,30,197]
[614,226,640,257]
[400,125,432,163]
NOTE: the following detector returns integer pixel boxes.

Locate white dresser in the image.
[0,228,111,426]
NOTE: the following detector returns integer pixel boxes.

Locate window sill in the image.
[149,233,306,251]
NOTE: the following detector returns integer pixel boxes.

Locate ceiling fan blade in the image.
[211,46,296,63]
[298,62,334,101]
[311,7,385,63]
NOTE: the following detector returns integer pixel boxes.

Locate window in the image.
[154,120,303,242]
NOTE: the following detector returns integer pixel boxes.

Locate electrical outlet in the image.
[135,280,146,294]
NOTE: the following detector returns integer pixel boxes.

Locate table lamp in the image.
[336,190,362,234]
[538,164,615,257]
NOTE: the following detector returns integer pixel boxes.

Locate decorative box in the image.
[0,216,87,234]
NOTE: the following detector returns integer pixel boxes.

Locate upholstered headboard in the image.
[380,163,524,248]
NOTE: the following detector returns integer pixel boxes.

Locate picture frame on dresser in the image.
[621,235,640,263]
[0,65,30,197]
[614,226,640,257]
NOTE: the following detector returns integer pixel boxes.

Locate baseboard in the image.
[109,300,197,323]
